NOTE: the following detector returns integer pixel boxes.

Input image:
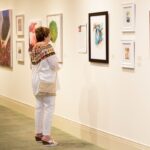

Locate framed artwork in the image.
[0,9,13,68]
[16,15,24,36]
[47,14,63,63]
[89,11,109,63]
[77,24,87,53]
[16,41,24,63]
[28,20,42,52]
[121,40,135,69]
[122,2,135,32]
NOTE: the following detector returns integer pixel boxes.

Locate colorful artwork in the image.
[28,20,42,52]
[93,23,103,45]
[47,14,63,63]
[0,9,12,68]
[89,11,109,63]
[49,21,58,43]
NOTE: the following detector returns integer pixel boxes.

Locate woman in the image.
[30,26,59,146]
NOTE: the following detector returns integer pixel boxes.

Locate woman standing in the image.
[30,26,59,146]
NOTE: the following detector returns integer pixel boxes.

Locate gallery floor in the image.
[0,105,105,150]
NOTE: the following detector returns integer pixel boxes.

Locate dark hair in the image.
[35,26,50,42]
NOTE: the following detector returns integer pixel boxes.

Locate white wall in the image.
[0,0,150,147]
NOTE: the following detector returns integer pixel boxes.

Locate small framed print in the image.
[121,40,135,69]
[16,41,24,63]
[89,11,109,63]
[16,15,24,36]
[78,24,87,53]
[122,2,135,32]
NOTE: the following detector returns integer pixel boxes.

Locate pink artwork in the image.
[0,9,12,68]
[29,20,41,52]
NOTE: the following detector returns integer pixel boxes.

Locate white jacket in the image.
[32,54,59,96]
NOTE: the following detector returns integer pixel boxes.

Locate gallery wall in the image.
[0,0,150,147]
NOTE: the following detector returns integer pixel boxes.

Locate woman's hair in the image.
[35,26,50,42]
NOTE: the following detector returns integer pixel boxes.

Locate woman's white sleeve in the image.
[47,55,60,71]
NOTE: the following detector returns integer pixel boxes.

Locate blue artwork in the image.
[93,23,103,45]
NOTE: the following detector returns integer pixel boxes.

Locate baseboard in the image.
[0,95,149,150]
[0,95,34,119]
[53,116,150,150]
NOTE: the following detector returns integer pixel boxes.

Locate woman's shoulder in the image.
[30,42,55,65]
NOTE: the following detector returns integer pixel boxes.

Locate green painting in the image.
[49,20,58,43]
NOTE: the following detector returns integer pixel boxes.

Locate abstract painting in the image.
[0,9,12,68]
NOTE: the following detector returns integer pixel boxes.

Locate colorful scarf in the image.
[30,43,55,65]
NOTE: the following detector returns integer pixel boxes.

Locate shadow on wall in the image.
[79,84,99,144]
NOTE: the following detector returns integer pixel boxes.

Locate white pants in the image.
[35,95,55,135]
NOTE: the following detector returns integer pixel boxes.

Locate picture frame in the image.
[0,9,13,68]
[121,40,135,69]
[89,11,109,63]
[78,24,87,53]
[16,15,24,36]
[16,41,24,63]
[122,2,135,32]
[47,13,63,63]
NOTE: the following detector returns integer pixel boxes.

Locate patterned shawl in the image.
[30,43,55,65]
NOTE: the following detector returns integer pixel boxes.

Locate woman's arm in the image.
[47,55,60,71]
